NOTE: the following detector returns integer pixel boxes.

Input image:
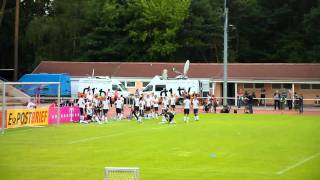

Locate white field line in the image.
[276,152,320,175]
[68,132,125,144]
[68,125,170,144]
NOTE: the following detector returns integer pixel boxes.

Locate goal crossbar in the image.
[104,167,139,180]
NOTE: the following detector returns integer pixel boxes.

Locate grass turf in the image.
[0,114,320,180]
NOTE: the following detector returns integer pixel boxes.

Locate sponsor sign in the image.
[6,108,48,128]
[48,106,80,124]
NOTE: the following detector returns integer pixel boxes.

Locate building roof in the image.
[33,61,320,82]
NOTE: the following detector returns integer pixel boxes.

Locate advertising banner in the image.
[48,106,80,124]
[6,108,48,129]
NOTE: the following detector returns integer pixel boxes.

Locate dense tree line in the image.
[0,0,319,75]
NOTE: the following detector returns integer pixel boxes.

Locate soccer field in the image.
[0,114,319,180]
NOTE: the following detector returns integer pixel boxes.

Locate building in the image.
[33,61,320,105]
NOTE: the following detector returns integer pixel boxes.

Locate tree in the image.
[177,0,223,62]
[25,0,87,69]
[127,0,191,60]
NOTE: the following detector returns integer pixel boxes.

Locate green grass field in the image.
[0,114,320,180]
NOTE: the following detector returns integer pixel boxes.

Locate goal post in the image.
[104,167,139,180]
[1,81,61,134]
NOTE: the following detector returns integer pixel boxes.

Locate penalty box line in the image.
[276,152,320,175]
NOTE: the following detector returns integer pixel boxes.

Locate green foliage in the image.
[0,0,320,74]
[127,0,191,59]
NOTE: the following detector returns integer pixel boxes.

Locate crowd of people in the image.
[26,88,308,124]
[75,90,205,124]
[236,89,304,114]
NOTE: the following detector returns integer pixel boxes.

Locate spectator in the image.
[287,90,293,110]
[247,92,254,114]
[27,100,37,109]
[252,92,258,106]
[237,89,244,109]
[298,94,304,114]
[274,91,280,110]
[315,95,320,105]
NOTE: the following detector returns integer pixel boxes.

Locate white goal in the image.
[104,167,139,180]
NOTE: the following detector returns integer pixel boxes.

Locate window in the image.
[300,84,311,90]
[143,85,153,92]
[155,85,166,91]
[283,84,292,89]
[126,81,135,87]
[142,81,150,87]
[312,84,320,89]
[112,85,121,91]
[209,82,214,88]
[120,81,125,86]
[255,83,264,89]
[243,83,254,89]
[118,83,127,91]
[272,84,281,89]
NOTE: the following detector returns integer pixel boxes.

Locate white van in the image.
[143,76,207,97]
[77,77,129,98]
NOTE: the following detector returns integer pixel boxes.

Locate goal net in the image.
[104,167,139,180]
[1,81,61,134]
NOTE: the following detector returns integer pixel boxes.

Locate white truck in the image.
[143,76,198,96]
[142,60,214,97]
[77,77,130,98]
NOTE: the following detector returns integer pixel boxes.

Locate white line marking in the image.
[68,132,125,144]
[276,152,320,175]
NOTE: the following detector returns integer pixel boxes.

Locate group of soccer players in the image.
[77,91,126,124]
[77,90,201,124]
[131,93,200,124]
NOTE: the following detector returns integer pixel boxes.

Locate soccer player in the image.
[163,96,170,109]
[78,95,85,117]
[138,97,145,123]
[132,95,140,121]
[153,95,159,119]
[170,94,176,113]
[86,102,93,121]
[102,97,110,121]
[115,97,123,120]
[192,95,199,121]
[145,94,152,119]
[183,96,191,123]
[162,109,175,124]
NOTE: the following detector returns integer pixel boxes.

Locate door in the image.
[220,83,235,105]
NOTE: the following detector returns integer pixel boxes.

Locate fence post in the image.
[2,83,6,134]
[57,82,61,126]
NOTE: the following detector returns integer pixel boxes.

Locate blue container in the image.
[18,73,71,97]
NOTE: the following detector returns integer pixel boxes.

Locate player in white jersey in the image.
[153,95,159,119]
[138,97,145,123]
[150,93,155,118]
[115,97,123,120]
[183,96,191,122]
[170,94,177,113]
[145,95,152,119]
[162,96,170,109]
[132,95,140,121]
[119,95,125,119]
[102,97,110,121]
[192,96,200,121]
[78,95,86,117]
